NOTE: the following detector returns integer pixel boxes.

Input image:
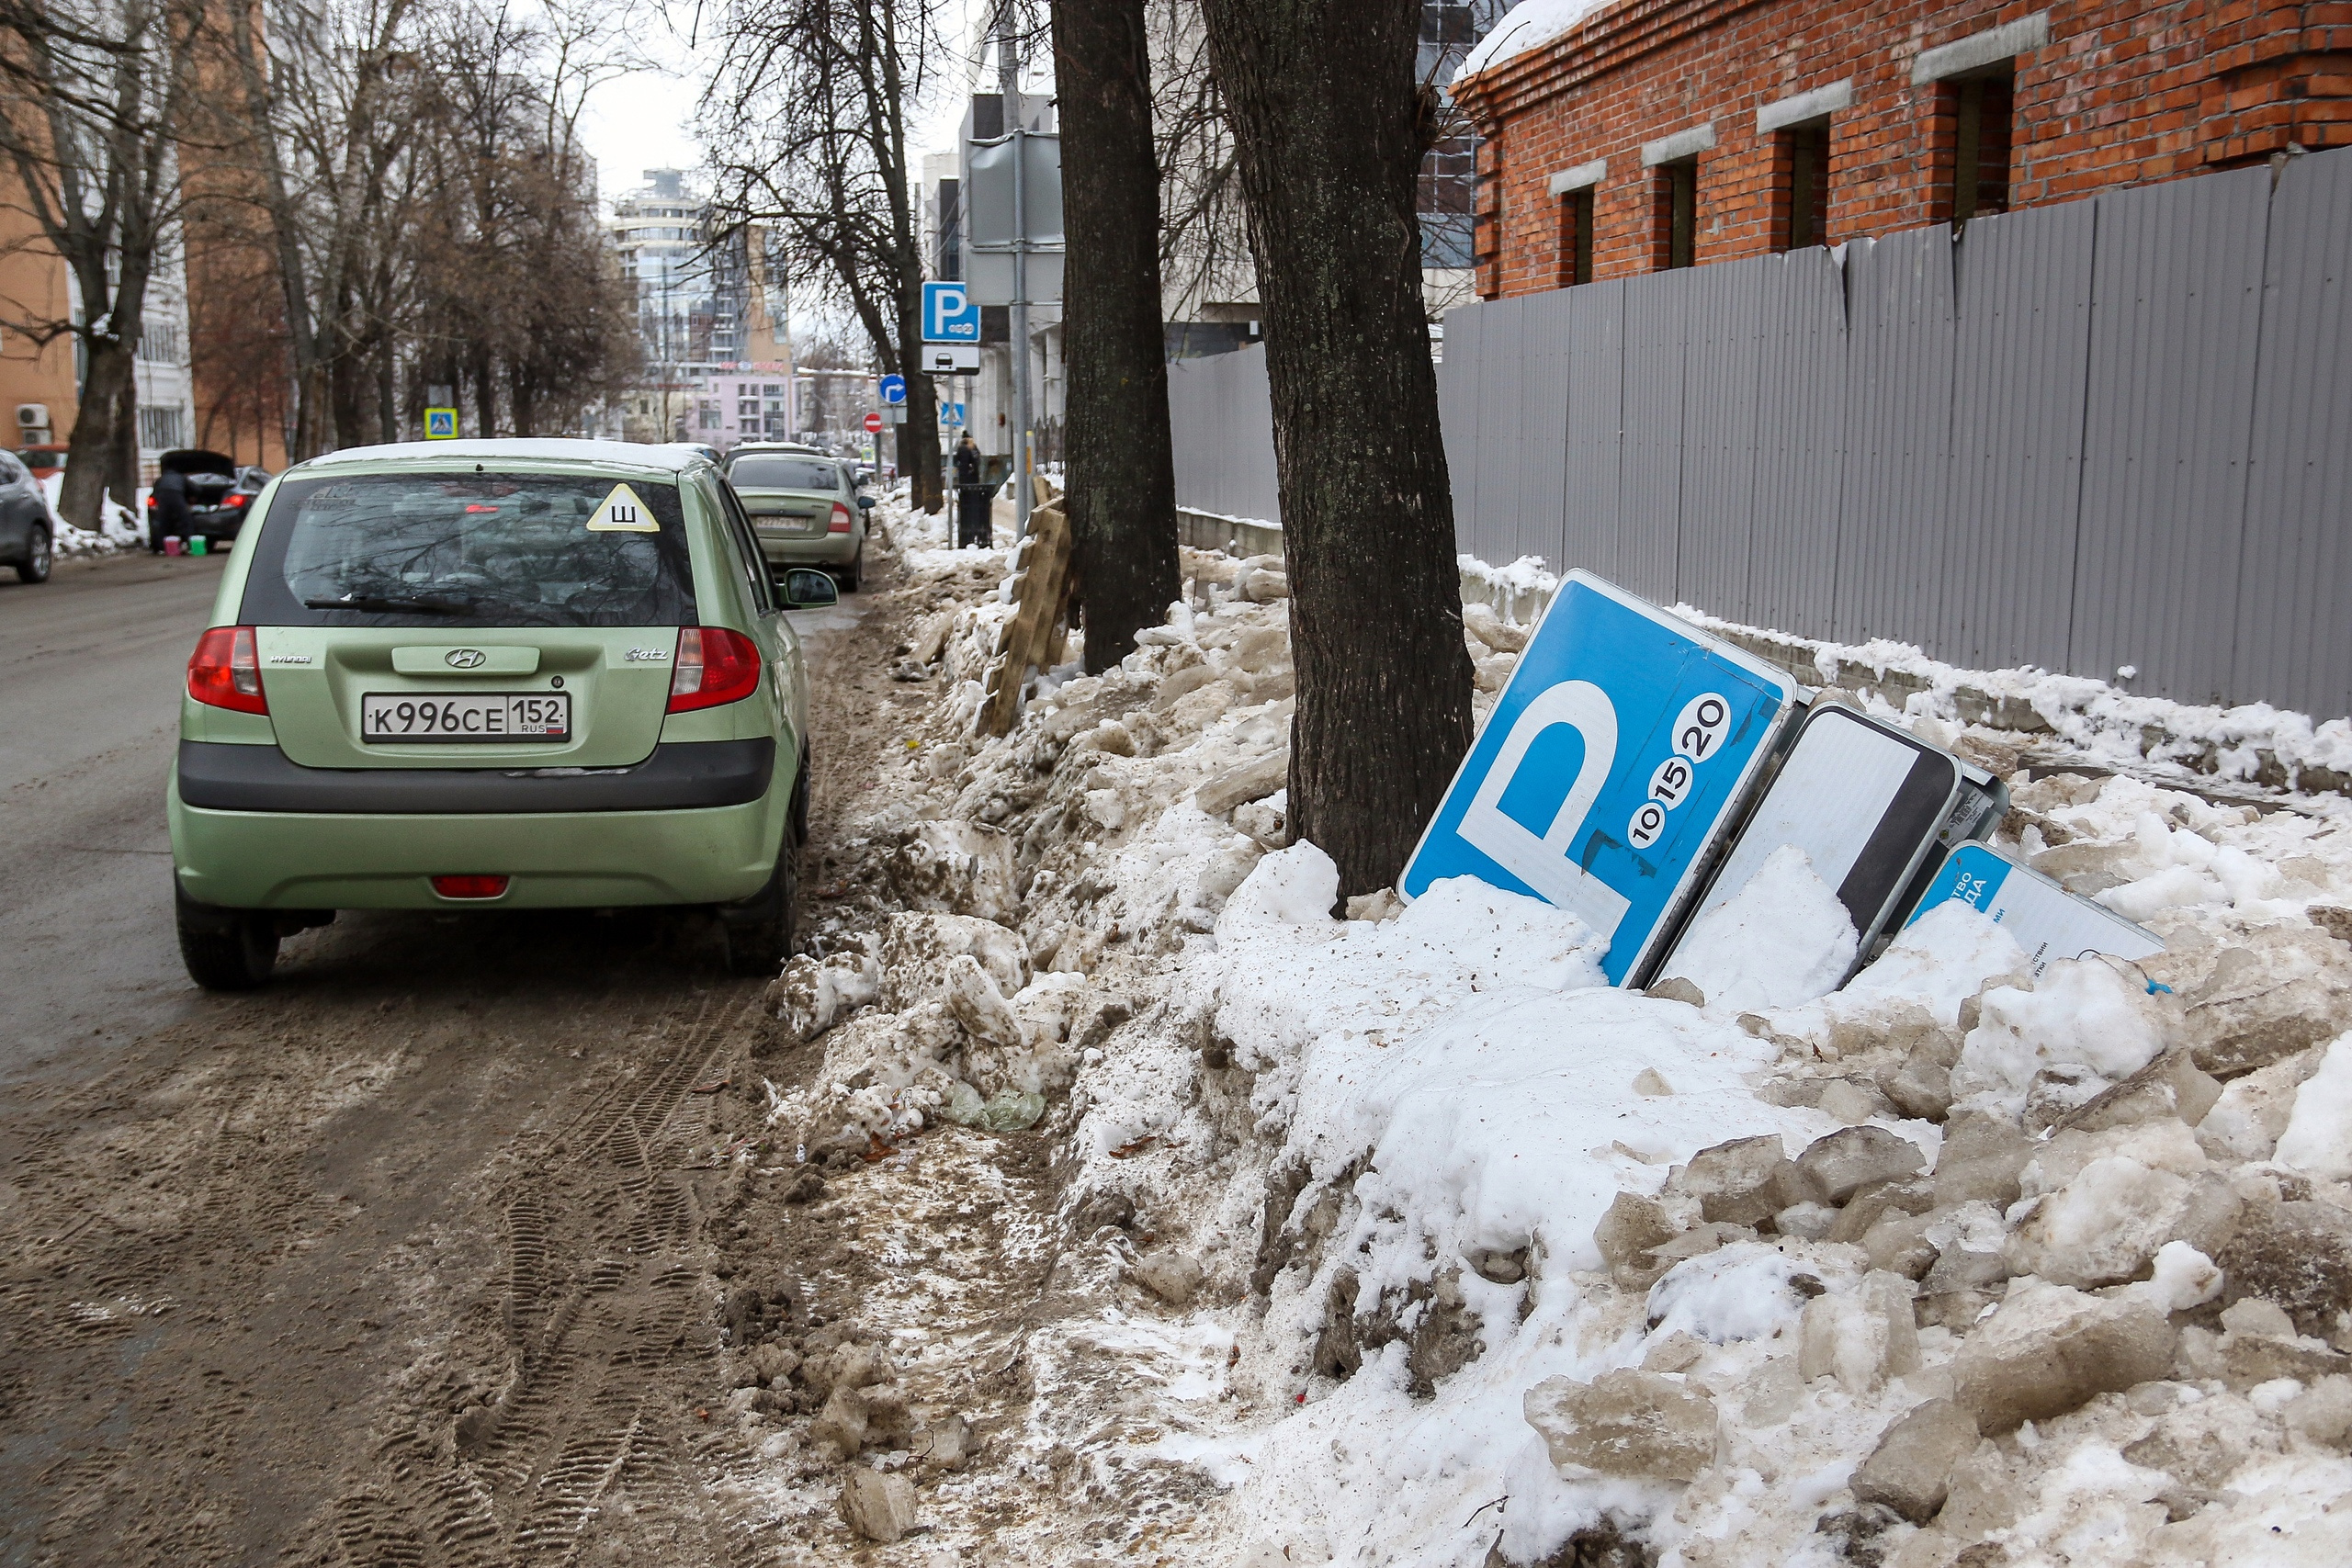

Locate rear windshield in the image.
[727,457,841,491]
[240,471,697,628]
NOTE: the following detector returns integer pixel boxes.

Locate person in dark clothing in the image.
[149,468,190,553]
[952,433,991,549]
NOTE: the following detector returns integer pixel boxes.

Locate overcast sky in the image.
[572,0,1038,208]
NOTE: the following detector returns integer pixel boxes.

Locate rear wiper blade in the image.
[304,592,477,615]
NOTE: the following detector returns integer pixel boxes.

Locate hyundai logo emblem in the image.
[446,648,487,670]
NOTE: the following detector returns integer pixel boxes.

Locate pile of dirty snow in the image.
[752,524,2352,1566]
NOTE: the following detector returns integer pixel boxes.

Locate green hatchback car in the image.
[720,448,875,590]
[167,439,838,989]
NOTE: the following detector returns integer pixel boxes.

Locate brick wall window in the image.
[1655,158,1698,270]
[1775,118,1831,251]
[1947,64,2016,224]
[1558,186,1595,287]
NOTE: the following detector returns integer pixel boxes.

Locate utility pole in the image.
[998,8,1032,536]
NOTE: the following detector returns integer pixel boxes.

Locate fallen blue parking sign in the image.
[922,281,979,344]
[1402,570,1804,985]
[1906,842,2163,980]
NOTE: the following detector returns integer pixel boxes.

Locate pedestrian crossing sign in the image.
[424,407,458,439]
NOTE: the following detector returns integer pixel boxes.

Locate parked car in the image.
[720,448,875,591]
[17,443,68,480]
[0,448,52,582]
[166,438,840,988]
[146,448,270,550]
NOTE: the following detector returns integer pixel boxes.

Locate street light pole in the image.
[999,12,1032,538]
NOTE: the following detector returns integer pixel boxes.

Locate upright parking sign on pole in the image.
[1402,571,1805,987]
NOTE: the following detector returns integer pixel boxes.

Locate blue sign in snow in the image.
[878,373,907,405]
[1402,571,1803,985]
[1906,842,2163,980]
[922,281,980,344]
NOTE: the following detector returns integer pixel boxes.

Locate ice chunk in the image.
[1850,1398,1980,1523]
[2055,1047,2223,1134]
[1932,1111,2033,1209]
[2180,928,2352,1077]
[1218,840,1339,929]
[1791,1124,1928,1205]
[1131,1251,1204,1306]
[1595,1190,1677,1289]
[1668,1134,1792,1226]
[1657,844,1860,1013]
[2005,1155,2197,1288]
[1645,1241,1824,1345]
[1522,1369,1718,1481]
[1798,1269,1919,1393]
[1947,1282,2177,1432]
[1950,956,2173,1108]
[2274,1030,2352,1180]
[839,1469,918,1542]
[2198,1043,2327,1161]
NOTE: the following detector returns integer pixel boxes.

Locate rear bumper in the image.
[169,750,790,910]
[756,530,859,568]
[175,738,773,814]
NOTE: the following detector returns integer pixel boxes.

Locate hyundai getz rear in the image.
[167,439,837,989]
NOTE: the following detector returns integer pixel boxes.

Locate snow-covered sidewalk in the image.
[735,513,2352,1566]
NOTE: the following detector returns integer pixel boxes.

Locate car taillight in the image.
[187,626,268,714]
[144,495,156,510]
[226,492,249,508]
[431,874,509,899]
[667,626,762,712]
[828,502,853,534]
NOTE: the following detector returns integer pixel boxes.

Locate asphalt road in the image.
[0,548,230,1085]
[0,544,885,1566]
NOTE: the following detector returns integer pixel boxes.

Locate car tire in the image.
[16,525,51,583]
[840,546,862,593]
[175,885,279,990]
[789,745,811,846]
[718,838,797,977]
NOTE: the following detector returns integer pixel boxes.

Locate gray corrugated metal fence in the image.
[1166,146,2352,718]
[1164,342,1282,526]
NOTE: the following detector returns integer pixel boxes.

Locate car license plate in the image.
[361,692,570,741]
[753,510,822,536]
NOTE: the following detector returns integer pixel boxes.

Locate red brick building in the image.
[1451,0,2352,298]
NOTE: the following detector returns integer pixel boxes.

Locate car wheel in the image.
[839,546,862,593]
[789,745,811,846]
[16,525,51,583]
[718,837,797,977]
[175,884,279,990]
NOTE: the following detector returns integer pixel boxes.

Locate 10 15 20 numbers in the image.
[1627,692,1730,849]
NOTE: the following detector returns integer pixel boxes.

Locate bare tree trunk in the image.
[60,342,134,528]
[1198,0,1473,897]
[1052,0,1180,671]
[112,358,140,510]
[378,345,398,442]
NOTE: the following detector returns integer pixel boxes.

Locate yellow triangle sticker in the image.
[586,482,660,532]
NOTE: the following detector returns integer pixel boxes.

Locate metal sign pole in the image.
[1000,15,1032,539]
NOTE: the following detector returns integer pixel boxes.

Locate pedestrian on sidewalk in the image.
[953,432,991,549]
[149,466,189,553]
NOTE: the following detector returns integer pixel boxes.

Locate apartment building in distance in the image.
[1453,0,2352,298]
[608,169,794,446]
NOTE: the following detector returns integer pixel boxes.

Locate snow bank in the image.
[752,521,2352,1565]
